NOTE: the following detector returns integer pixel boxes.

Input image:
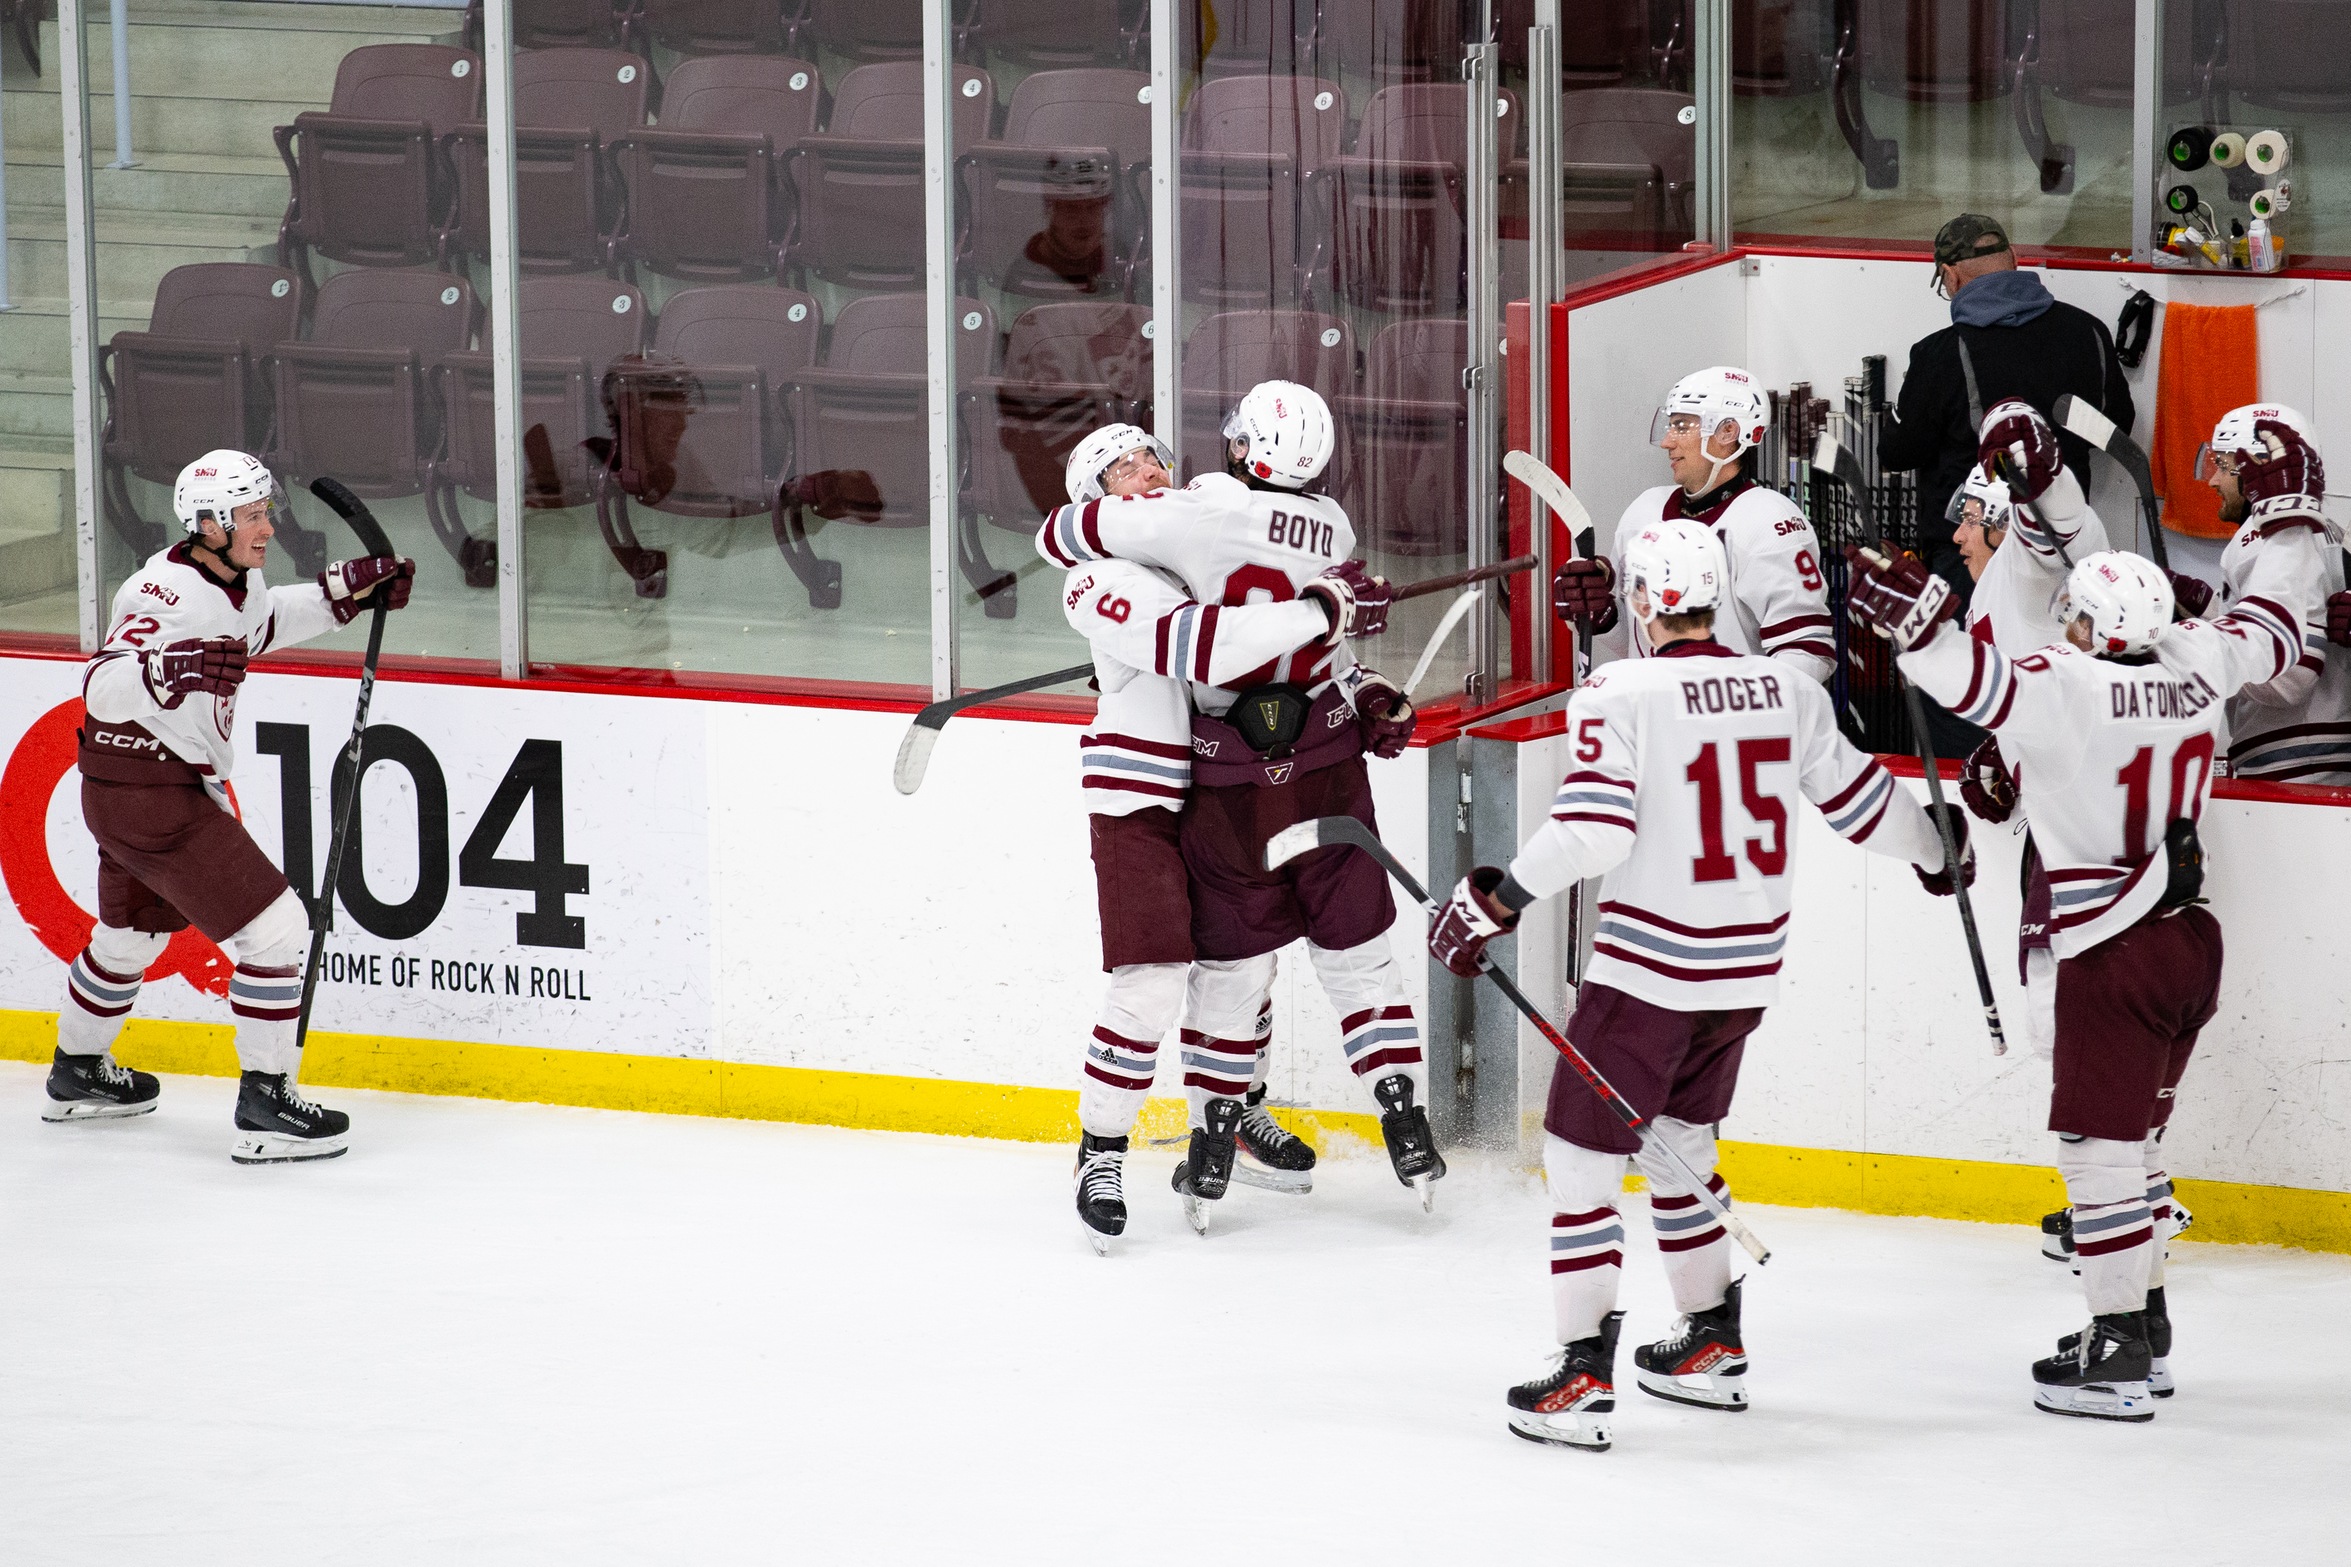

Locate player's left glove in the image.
[1844,544,1956,649]
[2238,416,2328,525]
[1978,398,2062,501]
[1914,804,1975,898]
[2328,589,2351,650]
[1960,735,2016,824]
[320,555,416,624]
[1301,560,1392,644]
[2166,570,2214,621]
[1354,673,1417,759]
[1429,867,1518,977]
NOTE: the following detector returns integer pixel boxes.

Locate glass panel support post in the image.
[1148,0,1180,466]
[1464,41,1500,701]
[58,0,104,652]
[1524,8,1560,680]
[484,0,528,679]
[2131,0,2164,265]
[925,0,960,701]
[1693,0,1731,247]
[106,0,136,169]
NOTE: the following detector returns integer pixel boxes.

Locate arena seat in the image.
[1323,83,1520,315]
[275,44,484,280]
[957,0,1140,70]
[1185,0,1313,79]
[960,68,1151,302]
[801,0,923,63]
[1178,308,1356,484]
[636,0,807,57]
[98,263,310,565]
[441,47,652,274]
[1179,75,1348,309]
[962,302,1153,540]
[592,286,825,600]
[1322,0,1464,85]
[2218,0,2351,112]
[1559,87,1693,241]
[782,61,994,292]
[426,278,650,589]
[462,0,635,52]
[1341,318,1467,558]
[605,55,827,282]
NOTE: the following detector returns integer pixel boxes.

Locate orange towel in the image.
[2150,300,2260,541]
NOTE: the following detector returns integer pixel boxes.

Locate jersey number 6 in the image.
[1686,737,1793,883]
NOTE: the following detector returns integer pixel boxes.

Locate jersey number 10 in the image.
[2115,734,2216,865]
[1686,737,1792,883]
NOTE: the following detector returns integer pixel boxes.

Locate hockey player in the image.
[1949,401,2112,655]
[1549,367,1836,682]
[1847,537,2302,1421]
[1057,423,1383,1250]
[49,450,415,1163]
[1427,517,1964,1452]
[2189,404,2349,784]
[1041,384,1441,1220]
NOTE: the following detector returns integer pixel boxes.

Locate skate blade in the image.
[2040,1242,2074,1264]
[1231,1160,1312,1195]
[2150,1359,2174,1398]
[231,1129,349,1165]
[1414,1174,1435,1213]
[1508,1410,1611,1452]
[1180,1191,1211,1236]
[2032,1381,2155,1422]
[1634,1368,1749,1411]
[1083,1228,1114,1257]
[42,1098,158,1123]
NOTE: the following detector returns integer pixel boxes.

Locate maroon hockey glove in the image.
[1914,805,1975,898]
[1302,560,1392,643]
[146,636,248,702]
[2238,417,2328,525]
[2166,571,2214,621]
[1844,544,1956,649]
[320,555,416,624]
[1960,735,2016,825]
[1978,398,2062,501]
[2328,590,2351,650]
[1355,674,1418,759]
[1551,557,1620,632]
[1429,868,1518,977]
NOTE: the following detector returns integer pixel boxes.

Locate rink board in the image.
[4,651,2349,1251]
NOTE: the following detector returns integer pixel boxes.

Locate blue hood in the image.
[1951,268,2055,328]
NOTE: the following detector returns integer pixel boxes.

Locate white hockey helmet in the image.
[173,449,279,538]
[1622,516,1728,622]
[1222,380,1334,490]
[1649,366,1770,472]
[1945,463,2015,534]
[2194,401,2318,480]
[1064,422,1175,503]
[2060,550,2174,655]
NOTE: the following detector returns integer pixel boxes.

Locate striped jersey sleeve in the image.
[1506,680,1640,902]
[1790,677,1942,868]
[1063,561,1326,688]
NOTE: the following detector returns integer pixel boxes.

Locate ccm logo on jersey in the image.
[1193,736,1221,758]
[140,580,181,607]
[1269,511,1336,558]
[89,727,165,753]
[1680,675,1786,716]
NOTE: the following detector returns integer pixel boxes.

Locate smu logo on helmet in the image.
[1273,397,1288,417]
[1723,370,1751,384]
[193,467,217,478]
[2097,562,2123,582]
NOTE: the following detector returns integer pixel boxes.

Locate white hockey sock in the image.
[221,890,310,1078]
[57,926,166,1056]
[1181,956,1275,1124]
[1546,1135,1630,1343]
[1077,963,1183,1139]
[1179,1027,1258,1121]
[1307,938,1425,1103]
[2143,1131,2175,1291]
[2060,1136,2155,1316]
[1634,1116,1733,1315]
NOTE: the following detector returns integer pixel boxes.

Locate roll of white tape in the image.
[2249,187,2278,220]
[2246,130,2290,173]
[2210,131,2246,168]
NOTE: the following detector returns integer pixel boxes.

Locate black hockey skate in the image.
[1372,1073,1445,1212]
[42,1048,160,1122]
[1507,1312,1623,1452]
[2040,1208,2077,1270]
[2034,1310,2155,1422]
[1634,1279,1749,1411]
[1233,1084,1315,1195]
[2058,1287,2173,1397]
[1074,1132,1128,1256]
[231,1072,349,1164]
[1170,1097,1242,1236]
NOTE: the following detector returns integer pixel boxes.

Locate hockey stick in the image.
[1986,451,2076,571]
[1502,449,1596,683]
[291,478,395,1055]
[1403,587,1482,697]
[1265,815,1772,1264]
[1811,439,2008,1057]
[894,662,1094,795]
[2051,394,2168,571]
[1389,552,1538,603]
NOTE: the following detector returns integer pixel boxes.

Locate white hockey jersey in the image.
[1039,472,1358,718]
[1508,641,1945,1011]
[1060,556,1332,816]
[83,543,341,785]
[1613,478,1835,683]
[2214,516,2351,784]
[1964,468,2111,655]
[1902,598,2300,958]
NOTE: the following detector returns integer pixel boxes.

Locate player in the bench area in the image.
[48,449,414,1163]
[1426,517,1962,1452]
[1848,535,2301,1422]
[1040,384,1441,1218]
[1053,423,1385,1251]
[1549,366,1835,683]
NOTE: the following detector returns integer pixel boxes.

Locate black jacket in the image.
[1879,299,2134,535]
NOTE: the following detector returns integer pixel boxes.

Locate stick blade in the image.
[1502,448,1593,539]
[2051,392,2117,451]
[893,721,942,796]
[1403,588,1480,698]
[307,476,392,557]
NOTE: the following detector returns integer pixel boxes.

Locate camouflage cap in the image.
[1933,213,2011,266]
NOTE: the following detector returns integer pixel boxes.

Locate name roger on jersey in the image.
[1680,674,1788,716]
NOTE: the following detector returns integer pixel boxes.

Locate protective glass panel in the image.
[0,19,75,642]
[2165,1,2331,261]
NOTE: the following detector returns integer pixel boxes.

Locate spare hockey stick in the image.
[1811,440,2008,1056]
[292,478,395,1055]
[2051,393,2169,570]
[1389,552,1538,603]
[1265,816,1772,1264]
[894,662,1094,795]
[1502,448,1596,683]
[1402,587,1482,697]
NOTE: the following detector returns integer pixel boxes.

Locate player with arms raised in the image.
[1848,523,2301,1421]
[45,450,414,1162]
[1425,518,1962,1452]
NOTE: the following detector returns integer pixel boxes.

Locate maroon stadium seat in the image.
[593,286,824,600]
[959,68,1151,302]
[1180,75,1348,308]
[1854,0,2010,104]
[427,278,650,588]
[1559,88,1693,241]
[782,61,994,291]
[1323,83,1520,315]
[1185,0,1314,79]
[1322,0,1464,85]
[98,263,309,563]
[441,48,652,274]
[1179,308,1357,484]
[2220,0,2351,112]
[637,0,804,57]
[1342,318,1467,558]
[275,44,484,280]
[962,301,1152,541]
[462,0,635,52]
[801,0,922,63]
[606,55,827,282]
[776,294,1007,612]
[957,0,1141,70]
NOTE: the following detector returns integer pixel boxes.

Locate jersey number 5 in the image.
[1686,737,1792,882]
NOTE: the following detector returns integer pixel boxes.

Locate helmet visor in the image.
[1648,409,1707,446]
[2193,441,2242,482]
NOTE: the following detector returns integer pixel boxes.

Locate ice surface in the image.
[0,1061,2341,1565]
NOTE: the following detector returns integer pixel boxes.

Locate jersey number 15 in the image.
[1686,737,1792,882]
